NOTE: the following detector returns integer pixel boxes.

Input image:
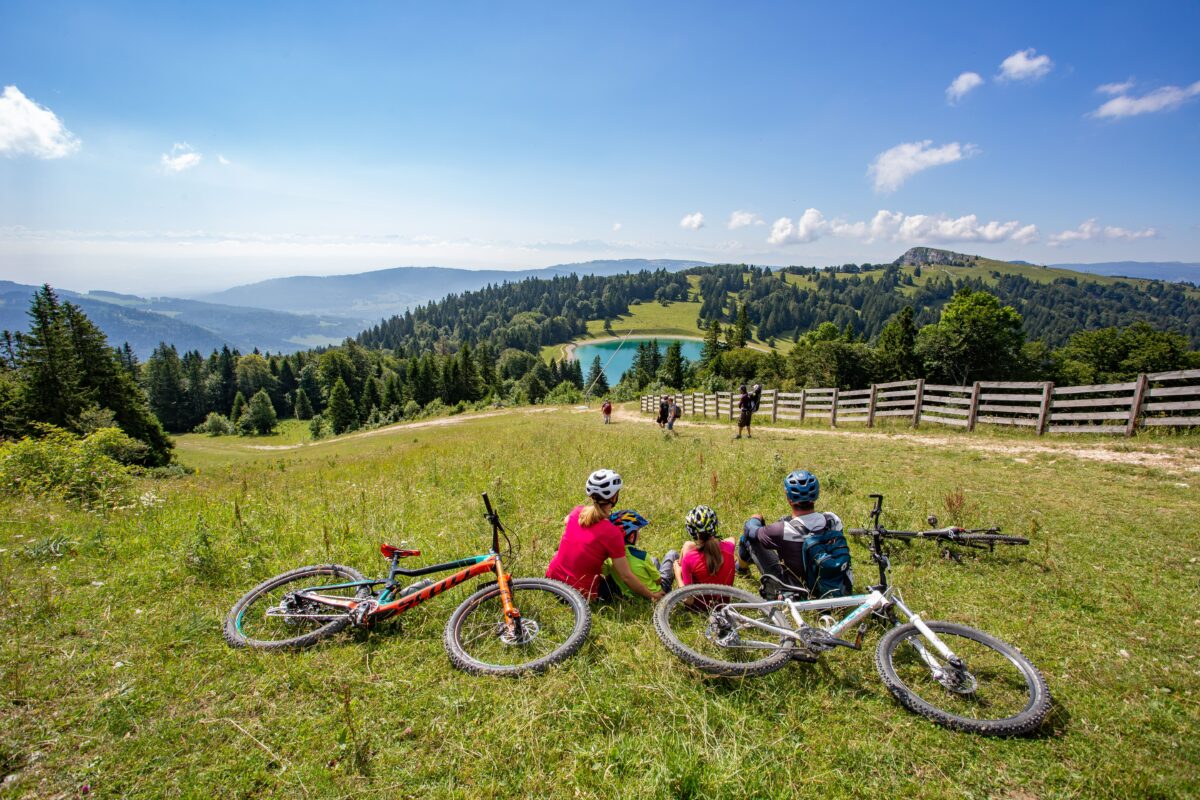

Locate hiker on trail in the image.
[657,395,670,429]
[601,399,612,424]
[602,510,678,597]
[736,469,854,602]
[672,505,737,588]
[546,470,665,603]
[735,385,753,439]
[666,396,682,433]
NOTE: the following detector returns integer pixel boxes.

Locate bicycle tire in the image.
[444,578,590,676]
[954,534,1029,546]
[875,620,1050,736]
[223,564,369,650]
[652,583,794,678]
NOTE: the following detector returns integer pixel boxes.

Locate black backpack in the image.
[784,514,853,598]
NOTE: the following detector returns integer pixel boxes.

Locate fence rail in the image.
[640,369,1200,436]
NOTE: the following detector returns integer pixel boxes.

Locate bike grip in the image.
[482,492,494,514]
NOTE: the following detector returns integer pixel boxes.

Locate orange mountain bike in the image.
[223,493,591,676]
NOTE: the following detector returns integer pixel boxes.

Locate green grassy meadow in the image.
[2,407,1198,798]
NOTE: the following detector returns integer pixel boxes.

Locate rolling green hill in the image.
[1,407,1197,797]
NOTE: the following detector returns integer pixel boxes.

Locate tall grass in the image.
[1,409,1196,798]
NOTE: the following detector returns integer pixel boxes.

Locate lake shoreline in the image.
[563,334,705,362]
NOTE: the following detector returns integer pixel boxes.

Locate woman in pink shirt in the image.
[546,469,665,603]
[673,505,737,587]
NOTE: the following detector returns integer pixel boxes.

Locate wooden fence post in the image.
[966,381,982,432]
[1036,382,1054,435]
[866,384,878,428]
[912,379,924,428]
[830,387,839,428]
[1126,373,1149,436]
[799,389,807,424]
[728,394,734,421]
[771,389,778,423]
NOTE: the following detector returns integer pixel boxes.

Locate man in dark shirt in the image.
[737,469,844,595]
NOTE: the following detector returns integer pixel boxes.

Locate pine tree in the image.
[144,343,189,432]
[585,355,609,396]
[239,389,278,435]
[298,364,324,413]
[216,346,238,415]
[731,302,750,348]
[660,340,685,389]
[230,391,247,423]
[326,378,358,434]
[700,319,723,367]
[17,285,84,428]
[294,387,314,420]
[358,375,382,421]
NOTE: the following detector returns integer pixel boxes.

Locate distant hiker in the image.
[735,384,753,439]
[672,505,737,588]
[603,510,677,597]
[657,395,670,428]
[666,396,682,433]
[546,470,664,603]
[601,399,613,424]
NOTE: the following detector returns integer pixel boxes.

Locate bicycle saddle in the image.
[380,543,421,558]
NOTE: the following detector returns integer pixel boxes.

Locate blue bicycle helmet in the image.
[609,509,649,546]
[783,469,819,504]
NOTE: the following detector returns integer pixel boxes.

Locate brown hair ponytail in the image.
[699,533,723,575]
[579,497,611,527]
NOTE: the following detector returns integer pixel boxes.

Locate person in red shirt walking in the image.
[546,469,664,603]
[671,505,737,587]
[601,399,612,424]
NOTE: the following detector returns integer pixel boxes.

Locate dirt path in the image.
[245,407,560,451]
[610,407,1200,475]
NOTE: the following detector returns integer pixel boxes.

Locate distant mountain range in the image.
[1049,261,1199,284]
[198,258,707,318]
[0,282,363,358]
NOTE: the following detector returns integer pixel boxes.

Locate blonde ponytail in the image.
[579,501,607,527]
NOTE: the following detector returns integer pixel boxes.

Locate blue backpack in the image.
[785,514,854,598]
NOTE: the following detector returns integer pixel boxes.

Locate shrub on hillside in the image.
[544,381,582,405]
[0,425,136,509]
[308,413,331,440]
[237,389,278,435]
[195,413,235,436]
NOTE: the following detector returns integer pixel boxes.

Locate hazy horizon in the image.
[3,3,1199,295]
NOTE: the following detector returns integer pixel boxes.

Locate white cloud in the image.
[768,208,1038,247]
[217,154,231,166]
[1049,219,1157,246]
[868,140,978,193]
[161,142,202,173]
[998,48,1053,82]
[728,210,764,229]
[0,85,81,159]
[679,212,705,230]
[612,222,622,232]
[1090,80,1200,119]
[946,72,983,104]
[1097,79,1135,96]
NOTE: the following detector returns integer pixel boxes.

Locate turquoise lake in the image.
[572,338,703,382]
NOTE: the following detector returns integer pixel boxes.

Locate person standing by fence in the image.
[735,384,753,439]
[666,396,681,434]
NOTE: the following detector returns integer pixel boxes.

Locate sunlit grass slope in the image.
[1,409,1197,798]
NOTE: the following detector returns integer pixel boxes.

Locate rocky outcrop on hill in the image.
[893,247,979,267]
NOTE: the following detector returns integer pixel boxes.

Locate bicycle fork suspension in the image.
[891,596,962,671]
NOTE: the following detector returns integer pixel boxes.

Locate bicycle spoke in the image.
[890,630,1035,721]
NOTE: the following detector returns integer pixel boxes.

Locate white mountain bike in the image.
[653,494,1051,736]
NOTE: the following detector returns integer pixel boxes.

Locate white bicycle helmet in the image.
[585,469,623,500]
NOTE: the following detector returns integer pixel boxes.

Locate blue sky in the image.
[1,1,1198,294]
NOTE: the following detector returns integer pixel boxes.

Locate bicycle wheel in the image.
[653,583,794,678]
[224,564,370,650]
[444,578,591,676]
[875,621,1050,736]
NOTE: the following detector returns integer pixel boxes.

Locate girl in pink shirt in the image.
[546,469,665,603]
[673,505,736,587]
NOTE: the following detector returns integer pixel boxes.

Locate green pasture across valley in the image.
[1,407,1198,798]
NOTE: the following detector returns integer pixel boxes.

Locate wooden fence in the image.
[639,368,1200,436]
